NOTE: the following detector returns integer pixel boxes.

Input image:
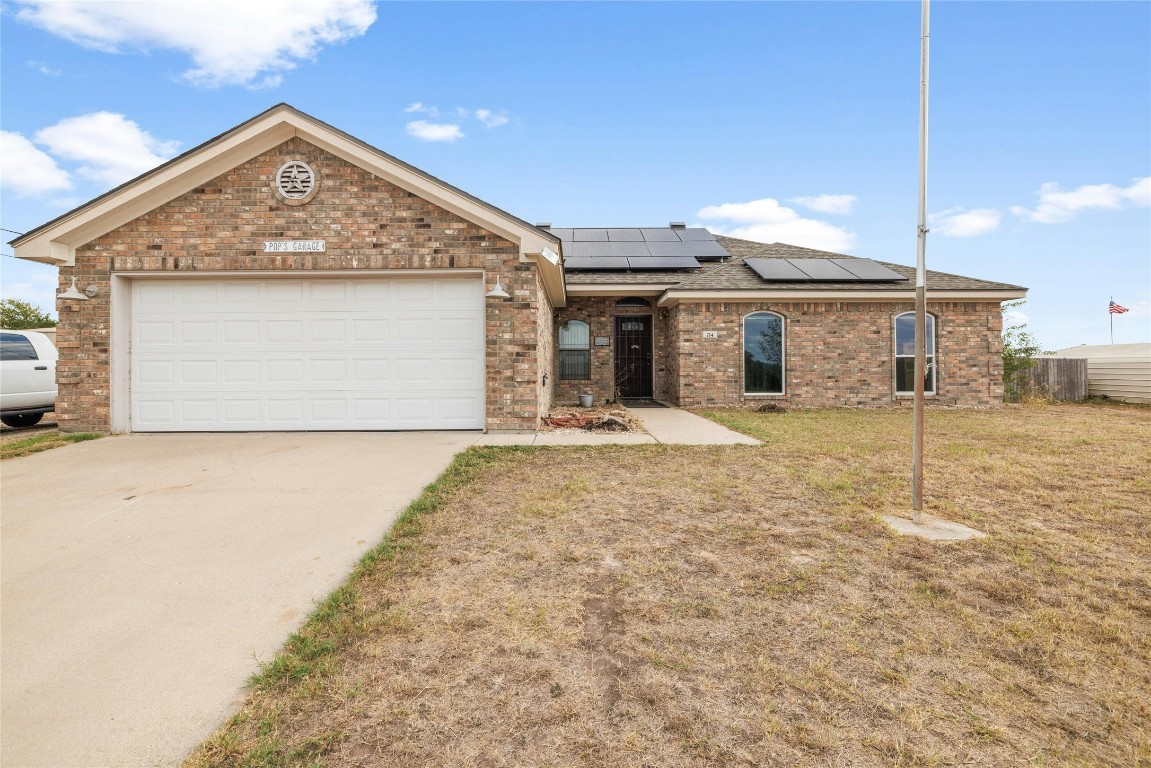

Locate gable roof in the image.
[566,236,1027,303]
[10,103,566,304]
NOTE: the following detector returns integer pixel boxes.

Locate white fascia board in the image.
[12,122,296,266]
[566,284,676,297]
[657,289,1027,306]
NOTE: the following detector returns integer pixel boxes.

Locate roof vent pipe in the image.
[535,222,552,229]
[669,221,686,229]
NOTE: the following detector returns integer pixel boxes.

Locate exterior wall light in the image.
[57,277,97,301]
[485,276,510,299]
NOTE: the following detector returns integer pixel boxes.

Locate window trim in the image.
[893,311,937,396]
[741,310,786,397]
[557,319,591,381]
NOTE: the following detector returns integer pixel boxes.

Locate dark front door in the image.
[614,315,653,398]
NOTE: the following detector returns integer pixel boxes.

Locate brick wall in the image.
[56,137,546,432]
[536,271,555,416]
[553,297,673,406]
[672,300,1005,408]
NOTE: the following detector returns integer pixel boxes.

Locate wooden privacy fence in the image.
[1007,357,1088,402]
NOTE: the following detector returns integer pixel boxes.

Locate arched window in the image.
[558,320,591,380]
[894,312,936,394]
[743,312,784,394]
[616,297,651,307]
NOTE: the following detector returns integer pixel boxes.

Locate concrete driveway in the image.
[1,431,476,768]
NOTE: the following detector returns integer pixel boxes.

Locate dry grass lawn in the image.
[0,429,100,459]
[189,403,1150,768]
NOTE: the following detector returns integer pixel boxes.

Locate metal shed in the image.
[1047,343,1151,404]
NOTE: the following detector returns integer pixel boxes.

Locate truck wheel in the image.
[1,413,44,428]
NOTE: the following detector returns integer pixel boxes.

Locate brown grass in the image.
[187,403,1150,768]
[0,430,100,459]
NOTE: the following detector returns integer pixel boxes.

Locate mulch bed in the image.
[542,406,646,433]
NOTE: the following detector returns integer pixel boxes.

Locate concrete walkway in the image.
[1,432,474,768]
[474,404,760,446]
[628,406,761,445]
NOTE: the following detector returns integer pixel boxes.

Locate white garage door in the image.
[130,276,485,431]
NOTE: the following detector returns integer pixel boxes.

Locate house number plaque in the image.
[702,330,719,339]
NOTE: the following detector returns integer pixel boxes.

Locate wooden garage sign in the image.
[264,240,326,252]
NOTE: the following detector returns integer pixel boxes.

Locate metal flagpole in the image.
[912,0,930,523]
[1110,298,1114,344]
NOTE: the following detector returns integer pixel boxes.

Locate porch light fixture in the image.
[485,276,510,299]
[57,277,97,301]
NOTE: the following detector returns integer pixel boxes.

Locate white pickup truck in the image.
[0,329,58,428]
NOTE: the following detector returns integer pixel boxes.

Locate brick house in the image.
[10,105,1025,434]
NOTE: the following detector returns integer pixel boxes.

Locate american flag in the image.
[1109,300,1129,315]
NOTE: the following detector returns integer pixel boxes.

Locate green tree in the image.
[1,298,56,330]
[1002,300,1043,402]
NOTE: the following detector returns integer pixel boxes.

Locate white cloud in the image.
[406,104,513,134]
[0,131,72,196]
[404,102,440,117]
[789,194,857,215]
[695,197,858,252]
[405,120,464,143]
[12,0,376,88]
[34,112,180,187]
[1003,310,1029,328]
[929,207,1001,238]
[1010,176,1150,224]
[27,60,61,76]
[474,109,510,129]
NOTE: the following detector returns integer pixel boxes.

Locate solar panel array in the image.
[744,258,908,283]
[550,227,729,271]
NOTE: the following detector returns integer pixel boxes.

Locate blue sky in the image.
[2,0,1148,350]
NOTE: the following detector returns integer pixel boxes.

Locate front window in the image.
[558,320,590,380]
[744,312,784,394]
[894,312,936,394]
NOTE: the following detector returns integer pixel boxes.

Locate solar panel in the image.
[640,228,681,241]
[572,229,609,241]
[609,241,650,258]
[745,258,813,281]
[787,259,858,281]
[547,228,573,241]
[564,257,629,270]
[675,228,715,241]
[566,241,614,258]
[689,239,731,260]
[644,241,690,257]
[830,258,908,281]
[606,228,644,241]
[626,256,700,270]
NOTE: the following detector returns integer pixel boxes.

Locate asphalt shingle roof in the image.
[564,236,1026,292]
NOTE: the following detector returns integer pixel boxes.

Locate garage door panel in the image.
[131,277,484,431]
[132,392,484,431]
[180,399,219,423]
[180,361,217,383]
[394,281,434,304]
[223,320,260,343]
